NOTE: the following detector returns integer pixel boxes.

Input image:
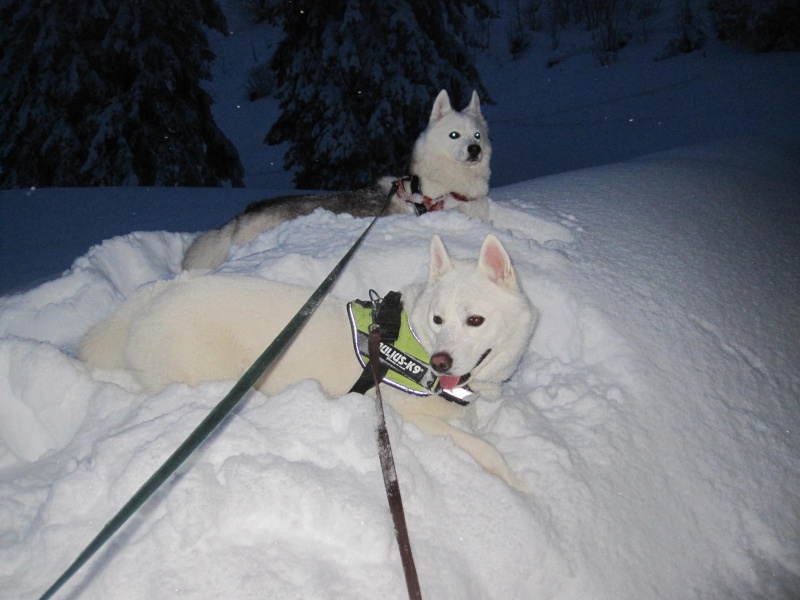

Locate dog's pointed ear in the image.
[430,90,453,123]
[467,90,482,117]
[428,235,455,282]
[479,234,517,290]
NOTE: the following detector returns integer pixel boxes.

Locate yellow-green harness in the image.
[347,291,474,405]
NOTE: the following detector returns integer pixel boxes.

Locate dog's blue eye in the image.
[449,131,460,139]
[467,315,484,327]
[474,132,481,140]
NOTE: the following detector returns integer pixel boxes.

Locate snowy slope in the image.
[2,3,800,598]
[1,138,799,598]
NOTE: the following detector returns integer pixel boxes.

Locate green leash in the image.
[39,197,391,600]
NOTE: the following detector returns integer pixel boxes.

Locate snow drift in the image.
[1,139,799,599]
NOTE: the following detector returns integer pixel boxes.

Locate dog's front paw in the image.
[457,196,491,221]
[390,195,421,215]
[470,381,501,401]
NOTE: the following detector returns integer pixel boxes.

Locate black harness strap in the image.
[374,290,403,341]
[410,175,428,215]
[388,175,429,216]
[348,291,403,395]
[349,358,385,395]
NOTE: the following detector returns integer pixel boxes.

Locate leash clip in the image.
[368,289,383,332]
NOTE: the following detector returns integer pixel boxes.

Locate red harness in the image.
[393,176,471,215]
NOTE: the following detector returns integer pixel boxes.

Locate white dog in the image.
[408,88,491,203]
[82,235,534,487]
[182,90,492,270]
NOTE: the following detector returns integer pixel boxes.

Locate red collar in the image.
[420,192,469,213]
[393,176,473,215]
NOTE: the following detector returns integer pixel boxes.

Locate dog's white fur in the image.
[182,90,492,271]
[82,235,534,487]
[410,89,491,201]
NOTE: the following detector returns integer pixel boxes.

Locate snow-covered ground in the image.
[1,5,799,600]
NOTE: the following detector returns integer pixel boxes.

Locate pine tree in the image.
[0,0,244,188]
[263,0,491,190]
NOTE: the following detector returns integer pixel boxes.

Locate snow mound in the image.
[1,140,798,598]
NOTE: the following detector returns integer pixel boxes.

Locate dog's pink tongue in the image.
[439,375,461,390]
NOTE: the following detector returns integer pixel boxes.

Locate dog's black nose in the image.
[467,144,481,159]
[430,352,453,373]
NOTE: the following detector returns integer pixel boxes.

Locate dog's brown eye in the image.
[474,132,481,140]
[433,315,443,325]
[449,131,460,139]
[467,315,484,327]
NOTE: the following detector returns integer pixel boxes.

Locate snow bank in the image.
[1,140,798,599]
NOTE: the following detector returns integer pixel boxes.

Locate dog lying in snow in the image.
[182,89,493,270]
[82,235,535,488]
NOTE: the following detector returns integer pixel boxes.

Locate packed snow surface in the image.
[1,139,798,599]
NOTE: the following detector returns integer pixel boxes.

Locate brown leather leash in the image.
[367,326,423,600]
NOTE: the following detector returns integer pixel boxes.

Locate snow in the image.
[2,6,800,600]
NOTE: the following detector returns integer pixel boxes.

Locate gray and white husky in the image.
[82,234,535,488]
[182,89,493,270]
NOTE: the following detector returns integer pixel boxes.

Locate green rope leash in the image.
[39,199,389,600]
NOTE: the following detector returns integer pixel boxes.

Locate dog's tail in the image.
[182,227,233,271]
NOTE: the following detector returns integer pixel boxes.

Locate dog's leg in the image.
[457,196,492,221]
[387,397,526,491]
